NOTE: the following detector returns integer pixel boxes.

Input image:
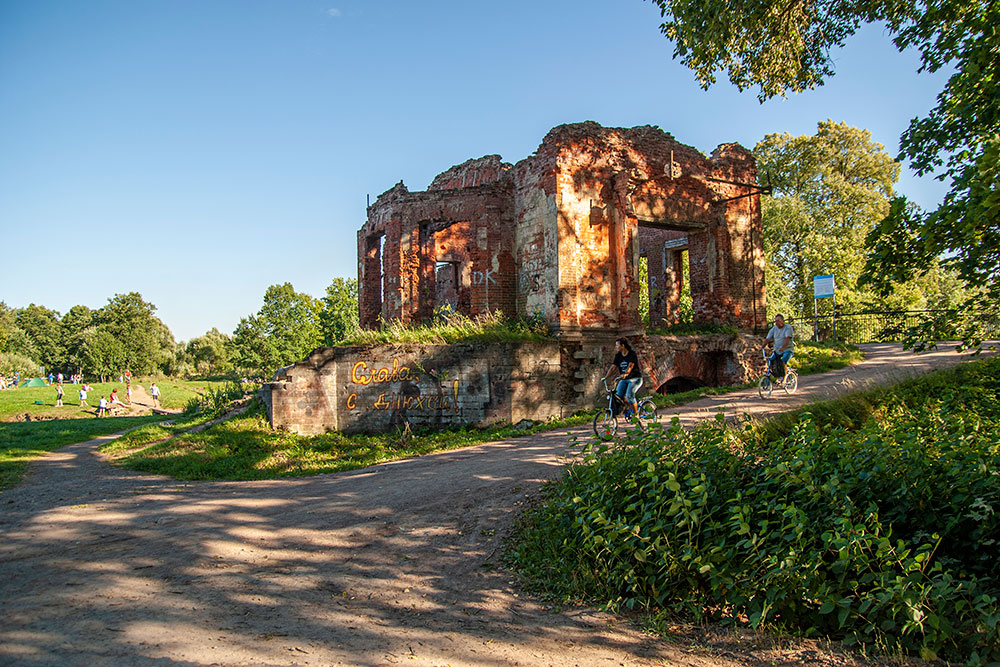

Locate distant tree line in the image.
[0,277,359,381]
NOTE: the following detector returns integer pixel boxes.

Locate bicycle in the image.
[593,377,658,440]
[758,348,799,399]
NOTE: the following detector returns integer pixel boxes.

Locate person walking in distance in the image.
[79,386,89,407]
[150,383,161,409]
[55,382,64,407]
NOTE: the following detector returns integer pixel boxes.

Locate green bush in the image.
[0,352,43,378]
[510,357,1000,663]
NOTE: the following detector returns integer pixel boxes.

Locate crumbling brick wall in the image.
[358,122,766,336]
[359,156,517,329]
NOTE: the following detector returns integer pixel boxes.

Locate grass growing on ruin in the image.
[646,322,739,336]
[343,310,551,346]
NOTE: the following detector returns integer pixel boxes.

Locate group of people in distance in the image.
[602,314,796,421]
[48,368,162,417]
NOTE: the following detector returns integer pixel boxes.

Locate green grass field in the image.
[0,415,167,490]
[0,377,230,491]
[0,378,225,420]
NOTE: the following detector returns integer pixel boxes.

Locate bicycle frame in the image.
[602,378,633,417]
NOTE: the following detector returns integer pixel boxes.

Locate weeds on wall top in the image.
[342,310,552,346]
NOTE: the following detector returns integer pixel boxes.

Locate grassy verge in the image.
[0,415,167,490]
[649,341,862,409]
[508,356,1000,664]
[789,341,865,375]
[103,340,865,481]
[101,401,595,480]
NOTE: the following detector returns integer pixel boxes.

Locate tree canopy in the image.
[651,0,999,343]
[231,283,323,377]
[755,120,900,315]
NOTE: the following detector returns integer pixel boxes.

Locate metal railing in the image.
[782,310,1000,344]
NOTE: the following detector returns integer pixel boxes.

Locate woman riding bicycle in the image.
[603,337,643,421]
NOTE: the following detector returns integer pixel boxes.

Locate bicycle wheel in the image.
[783,371,798,394]
[593,409,617,440]
[637,398,658,424]
[758,374,773,399]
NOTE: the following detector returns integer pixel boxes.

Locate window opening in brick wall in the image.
[379,234,386,313]
[434,261,459,315]
[679,249,693,324]
[639,255,651,325]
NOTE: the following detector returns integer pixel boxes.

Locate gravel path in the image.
[0,343,990,666]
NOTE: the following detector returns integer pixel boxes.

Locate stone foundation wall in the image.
[264,333,766,435]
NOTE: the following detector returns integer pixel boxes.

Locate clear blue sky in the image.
[0,0,950,342]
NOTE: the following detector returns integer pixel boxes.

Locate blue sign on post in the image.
[813,274,835,299]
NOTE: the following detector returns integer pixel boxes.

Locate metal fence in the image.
[782,310,1000,344]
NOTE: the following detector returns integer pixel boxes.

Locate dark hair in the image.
[616,337,632,352]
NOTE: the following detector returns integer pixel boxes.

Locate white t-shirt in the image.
[767,323,795,352]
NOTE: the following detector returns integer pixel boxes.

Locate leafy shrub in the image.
[510,357,1000,663]
[183,380,259,419]
[0,352,43,378]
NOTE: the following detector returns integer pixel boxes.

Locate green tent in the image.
[20,377,47,387]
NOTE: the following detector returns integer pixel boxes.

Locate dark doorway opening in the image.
[657,376,705,394]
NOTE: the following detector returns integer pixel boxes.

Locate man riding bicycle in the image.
[603,337,643,423]
[763,314,794,379]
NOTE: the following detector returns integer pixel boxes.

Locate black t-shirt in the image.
[612,350,642,379]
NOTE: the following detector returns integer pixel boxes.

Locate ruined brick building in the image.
[265,123,769,434]
[358,121,767,336]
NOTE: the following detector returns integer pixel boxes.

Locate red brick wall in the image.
[359,122,766,336]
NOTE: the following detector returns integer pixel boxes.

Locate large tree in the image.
[319,277,360,345]
[60,305,94,373]
[231,283,322,377]
[94,292,163,375]
[186,328,233,376]
[755,120,900,315]
[650,0,999,344]
[15,304,63,371]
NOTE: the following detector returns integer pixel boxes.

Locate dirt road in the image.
[0,343,989,666]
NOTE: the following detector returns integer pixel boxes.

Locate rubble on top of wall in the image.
[428,155,513,192]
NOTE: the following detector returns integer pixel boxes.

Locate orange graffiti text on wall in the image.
[350,359,419,385]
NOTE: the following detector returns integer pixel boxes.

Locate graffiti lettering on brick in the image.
[518,273,541,294]
[351,359,419,385]
[471,269,497,286]
[372,380,460,412]
[346,392,357,409]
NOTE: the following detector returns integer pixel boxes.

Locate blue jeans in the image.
[769,350,793,377]
[615,377,643,413]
